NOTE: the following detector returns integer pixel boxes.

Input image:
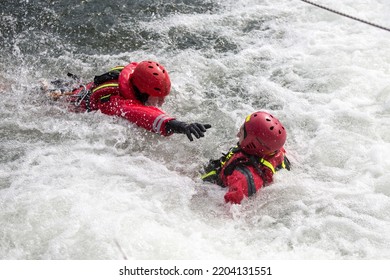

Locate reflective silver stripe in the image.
[153,114,170,134]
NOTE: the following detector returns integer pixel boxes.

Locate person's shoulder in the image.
[124,62,138,68]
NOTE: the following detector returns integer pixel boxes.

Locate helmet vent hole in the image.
[154,88,161,91]
[270,126,274,130]
[148,66,153,69]
[266,118,271,122]
[279,130,282,134]
[254,114,257,117]
[156,63,159,66]
[153,73,158,76]
[163,70,165,73]
[247,143,256,149]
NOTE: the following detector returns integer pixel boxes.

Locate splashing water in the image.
[1,0,390,259]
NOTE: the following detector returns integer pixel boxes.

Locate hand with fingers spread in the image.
[166,120,211,141]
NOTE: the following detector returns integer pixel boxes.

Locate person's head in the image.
[238,111,286,157]
[131,61,171,106]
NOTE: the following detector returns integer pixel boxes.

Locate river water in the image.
[1,0,390,259]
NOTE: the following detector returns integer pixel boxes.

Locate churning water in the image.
[1,0,390,259]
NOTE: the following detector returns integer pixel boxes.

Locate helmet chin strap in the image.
[133,85,149,104]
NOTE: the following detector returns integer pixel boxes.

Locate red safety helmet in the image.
[239,111,286,156]
[131,61,171,97]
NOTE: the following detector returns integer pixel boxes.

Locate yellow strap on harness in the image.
[92,83,119,93]
[220,150,235,166]
[200,170,217,180]
[259,158,276,174]
[110,66,125,72]
[99,94,112,102]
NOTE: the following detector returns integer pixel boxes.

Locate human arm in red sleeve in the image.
[117,98,175,135]
[93,94,174,135]
[222,165,265,204]
[97,95,211,139]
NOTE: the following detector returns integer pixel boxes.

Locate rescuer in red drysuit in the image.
[201,111,291,204]
[47,61,211,141]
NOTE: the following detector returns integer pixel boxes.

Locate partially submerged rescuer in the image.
[44,60,211,141]
[201,111,291,204]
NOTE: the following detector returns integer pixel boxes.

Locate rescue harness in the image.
[201,146,290,196]
[69,66,125,111]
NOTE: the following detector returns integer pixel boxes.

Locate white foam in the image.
[1,0,390,260]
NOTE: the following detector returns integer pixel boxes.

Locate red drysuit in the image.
[202,146,290,204]
[66,62,175,136]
